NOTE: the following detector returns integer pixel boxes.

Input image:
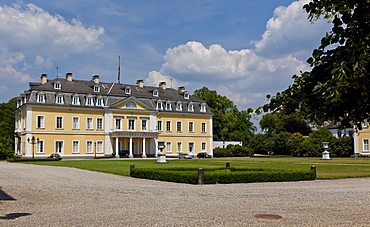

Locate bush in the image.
[213,147,233,157]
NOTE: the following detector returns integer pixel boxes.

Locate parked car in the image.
[49,154,62,160]
[197,153,212,159]
[178,153,193,159]
[119,150,129,158]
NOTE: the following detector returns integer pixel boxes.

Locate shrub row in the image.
[130,167,316,184]
[7,158,60,162]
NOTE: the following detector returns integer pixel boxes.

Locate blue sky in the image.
[0,0,331,110]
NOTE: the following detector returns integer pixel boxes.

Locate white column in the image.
[115,137,119,157]
[154,137,158,157]
[129,137,133,158]
[142,138,147,158]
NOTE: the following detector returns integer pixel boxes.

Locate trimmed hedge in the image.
[7,158,61,162]
[130,167,316,184]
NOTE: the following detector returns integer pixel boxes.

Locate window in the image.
[128,118,135,131]
[37,93,45,103]
[363,139,369,151]
[188,103,194,112]
[362,120,369,128]
[72,117,80,130]
[177,121,182,132]
[37,116,44,129]
[157,120,163,131]
[184,92,189,99]
[96,98,104,106]
[176,102,182,111]
[202,142,206,152]
[188,142,194,154]
[125,87,131,94]
[36,140,44,153]
[115,118,122,130]
[153,90,158,97]
[126,101,137,108]
[94,86,100,92]
[86,141,93,153]
[166,102,172,110]
[72,141,79,153]
[54,82,61,89]
[201,122,206,133]
[72,96,80,105]
[156,101,163,110]
[177,142,182,153]
[86,117,93,130]
[55,141,63,154]
[97,141,103,153]
[141,119,147,131]
[166,142,172,153]
[188,122,194,132]
[97,118,103,130]
[166,121,171,132]
[56,116,63,129]
[86,97,94,106]
[56,95,64,104]
[200,104,207,112]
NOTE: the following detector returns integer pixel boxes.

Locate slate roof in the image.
[19,75,212,115]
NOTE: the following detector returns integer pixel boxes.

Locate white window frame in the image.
[128,118,135,131]
[37,115,45,129]
[86,117,93,130]
[96,98,104,106]
[363,139,369,151]
[188,121,194,133]
[72,117,80,130]
[55,141,64,154]
[56,95,64,104]
[115,117,122,130]
[86,97,94,106]
[56,116,63,129]
[153,90,158,97]
[54,82,61,89]
[72,96,80,105]
[176,102,182,111]
[200,104,206,112]
[177,142,182,153]
[141,119,148,131]
[156,101,163,110]
[125,87,131,94]
[184,92,189,99]
[72,140,80,153]
[166,120,172,132]
[97,118,103,130]
[188,103,194,112]
[157,120,163,131]
[176,121,182,132]
[202,142,206,152]
[201,122,207,133]
[36,140,44,153]
[166,102,172,110]
[188,142,194,154]
[166,142,172,153]
[37,94,45,103]
[96,141,104,153]
[94,86,100,92]
[86,141,93,153]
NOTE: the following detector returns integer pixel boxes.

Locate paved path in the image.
[0,162,369,226]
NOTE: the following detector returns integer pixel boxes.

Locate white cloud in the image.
[0,65,31,83]
[145,71,185,89]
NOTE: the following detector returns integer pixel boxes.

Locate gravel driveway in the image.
[1,161,369,226]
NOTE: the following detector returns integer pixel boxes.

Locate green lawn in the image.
[18,156,370,180]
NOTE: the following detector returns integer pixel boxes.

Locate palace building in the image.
[14,73,213,158]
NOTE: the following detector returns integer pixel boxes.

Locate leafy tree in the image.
[193,87,256,145]
[260,0,370,128]
[286,132,305,157]
[0,98,16,159]
[270,132,292,155]
[260,113,311,135]
[259,113,284,134]
[249,134,269,155]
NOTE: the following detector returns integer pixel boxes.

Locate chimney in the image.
[178,86,185,92]
[41,74,48,84]
[66,73,73,82]
[159,82,166,90]
[92,75,100,84]
[136,79,144,88]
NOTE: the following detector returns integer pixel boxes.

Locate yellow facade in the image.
[15,74,213,159]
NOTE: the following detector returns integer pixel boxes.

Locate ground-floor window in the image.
[72,141,80,153]
[86,141,93,153]
[363,139,369,151]
[36,140,44,153]
[188,142,194,154]
[177,142,182,153]
[166,142,172,153]
[55,141,63,154]
[97,141,103,153]
[201,142,206,152]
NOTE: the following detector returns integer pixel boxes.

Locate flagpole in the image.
[118,55,121,84]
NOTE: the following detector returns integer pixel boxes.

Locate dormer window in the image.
[72,94,80,105]
[37,92,45,103]
[156,100,163,110]
[184,92,189,99]
[176,102,182,111]
[126,101,137,108]
[54,81,61,89]
[153,89,158,97]
[125,87,131,94]
[188,103,194,112]
[93,86,100,92]
[85,96,94,106]
[55,93,64,104]
[200,103,207,112]
[166,101,172,111]
[96,97,104,106]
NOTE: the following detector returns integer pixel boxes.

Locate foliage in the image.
[259,113,311,136]
[259,113,284,134]
[249,134,269,155]
[269,132,292,155]
[330,137,354,157]
[193,87,256,145]
[0,98,17,160]
[259,0,370,128]
[287,133,305,157]
[213,147,233,157]
[213,145,253,157]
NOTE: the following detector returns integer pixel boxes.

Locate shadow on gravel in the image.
[0,213,32,220]
[0,187,16,201]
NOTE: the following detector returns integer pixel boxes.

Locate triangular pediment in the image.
[110,97,151,110]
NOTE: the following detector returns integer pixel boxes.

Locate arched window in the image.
[126,101,137,108]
